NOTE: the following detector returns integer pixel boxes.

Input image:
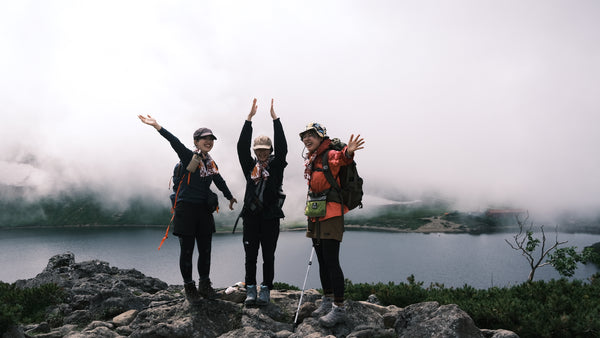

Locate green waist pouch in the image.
[305,194,327,217]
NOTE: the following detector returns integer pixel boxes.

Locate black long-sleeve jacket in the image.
[237,118,287,219]
[159,127,233,204]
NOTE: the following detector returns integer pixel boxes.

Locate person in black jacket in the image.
[237,98,287,306]
[139,114,238,304]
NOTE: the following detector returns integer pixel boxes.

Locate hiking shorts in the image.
[173,201,215,237]
[306,216,344,242]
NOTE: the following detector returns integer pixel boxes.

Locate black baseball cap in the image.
[193,128,216,140]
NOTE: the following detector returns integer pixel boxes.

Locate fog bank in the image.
[1,1,600,224]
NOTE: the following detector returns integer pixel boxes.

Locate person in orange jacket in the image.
[299,122,365,327]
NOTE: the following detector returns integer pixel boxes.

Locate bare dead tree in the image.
[504,212,567,282]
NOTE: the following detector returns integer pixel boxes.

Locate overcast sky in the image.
[1,0,599,222]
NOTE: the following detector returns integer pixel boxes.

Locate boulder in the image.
[8,252,519,338]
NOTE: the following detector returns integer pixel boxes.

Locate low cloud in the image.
[1,1,600,225]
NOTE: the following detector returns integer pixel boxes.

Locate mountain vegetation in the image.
[0,190,170,227]
[2,188,600,236]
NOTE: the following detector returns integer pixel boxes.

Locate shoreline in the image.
[0,223,472,234]
[0,222,518,235]
[4,221,599,235]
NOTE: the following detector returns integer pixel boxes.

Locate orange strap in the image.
[158,172,188,251]
[157,214,174,251]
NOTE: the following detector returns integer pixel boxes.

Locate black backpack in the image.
[319,138,364,211]
[170,160,219,212]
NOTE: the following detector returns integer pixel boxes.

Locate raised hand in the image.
[247,98,258,121]
[138,114,161,130]
[346,134,365,156]
[270,98,278,120]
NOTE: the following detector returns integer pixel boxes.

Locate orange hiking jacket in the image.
[305,138,354,221]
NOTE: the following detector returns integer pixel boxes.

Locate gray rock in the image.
[82,320,114,331]
[63,310,93,325]
[65,325,122,338]
[30,324,78,338]
[114,326,133,336]
[367,294,382,305]
[112,309,138,327]
[26,321,51,334]
[220,287,247,303]
[348,327,397,338]
[8,252,520,338]
[481,328,521,338]
[295,301,317,324]
[2,325,25,338]
[242,307,293,333]
[217,326,275,338]
[394,301,485,338]
[274,329,294,338]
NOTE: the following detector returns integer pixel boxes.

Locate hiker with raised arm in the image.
[138,114,238,304]
[237,98,288,306]
[300,122,365,327]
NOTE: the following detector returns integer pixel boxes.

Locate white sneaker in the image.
[311,296,333,317]
[319,303,346,327]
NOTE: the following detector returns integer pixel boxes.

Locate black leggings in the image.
[178,233,212,283]
[243,216,280,289]
[312,238,345,301]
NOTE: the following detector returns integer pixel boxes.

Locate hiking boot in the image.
[198,279,218,300]
[319,303,346,327]
[312,296,333,317]
[244,285,257,306]
[256,285,270,306]
[184,281,202,305]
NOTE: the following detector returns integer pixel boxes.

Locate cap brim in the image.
[300,129,324,139]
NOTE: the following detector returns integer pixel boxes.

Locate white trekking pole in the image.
[293,246,315,330]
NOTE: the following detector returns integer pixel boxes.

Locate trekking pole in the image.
[293,246,315,330]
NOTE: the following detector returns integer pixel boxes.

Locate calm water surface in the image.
[1,227,598,289]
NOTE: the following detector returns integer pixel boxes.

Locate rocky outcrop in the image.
[6,252,519,338]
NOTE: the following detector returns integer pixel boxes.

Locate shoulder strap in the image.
[321,150,341,192]
[176,161,184,178]
[232,211,243,234]
[320,150,345,220]
[159,171,188,251]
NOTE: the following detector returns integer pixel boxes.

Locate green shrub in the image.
[273,282,300,291]
[0,282,65,334]
[345,275,428,306]
[344,275,600,338]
